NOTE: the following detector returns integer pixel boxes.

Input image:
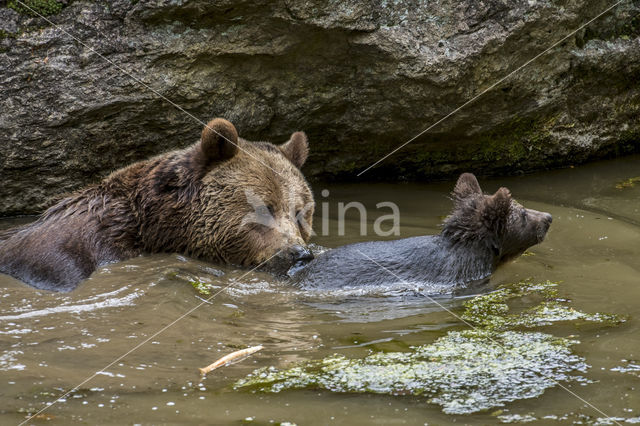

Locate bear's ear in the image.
[482,187,512,231]
[200,118,239,163]
[453,173,482,201]
[280,131,309,169]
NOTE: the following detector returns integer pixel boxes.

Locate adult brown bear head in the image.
[181,118,315,274]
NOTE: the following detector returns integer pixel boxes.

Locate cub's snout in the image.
[536,211,552,242]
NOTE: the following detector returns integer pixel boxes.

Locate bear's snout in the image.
[261,244,314,276]
[536,211,553,242]
[288,244,315,263]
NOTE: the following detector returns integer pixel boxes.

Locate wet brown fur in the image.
[0,118,314,292]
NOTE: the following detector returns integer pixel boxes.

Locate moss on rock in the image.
[7,0,63,17]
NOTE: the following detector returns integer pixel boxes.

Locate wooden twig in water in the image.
[199,345,264,376]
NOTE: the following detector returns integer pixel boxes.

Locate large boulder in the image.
[1,0,639,215]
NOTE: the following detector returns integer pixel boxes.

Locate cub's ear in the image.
[200,118,239,163]
[491,187,512,215]
[482,187,512,231]
[453,173,482,201]
[280,131,309,169]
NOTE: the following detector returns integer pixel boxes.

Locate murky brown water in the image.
[1,156,639,425]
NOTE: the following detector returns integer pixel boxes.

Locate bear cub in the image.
[292,173,552,293]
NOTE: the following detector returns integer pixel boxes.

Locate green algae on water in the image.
[615,176,640,190]
[235,280,625,414]
[460,280,626,330]
[235,330,588,414]
[163,268,220,296]
[190,280,214,296]
[611,360,640,377]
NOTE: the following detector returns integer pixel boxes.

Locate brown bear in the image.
[0,118,315,292]
[292,173,552,294]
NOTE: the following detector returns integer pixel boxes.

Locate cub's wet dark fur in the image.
[0,118,314,292]
[293,173,552,293]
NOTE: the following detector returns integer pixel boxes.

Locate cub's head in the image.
[191,118,315,274]
[443,173,552,265]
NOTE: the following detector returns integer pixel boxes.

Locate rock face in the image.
[1,0,639,215]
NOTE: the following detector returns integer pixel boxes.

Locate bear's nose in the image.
[543,213,553,225]
[290,245,314,263]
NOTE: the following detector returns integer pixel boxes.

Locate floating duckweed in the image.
[235,280,625,414]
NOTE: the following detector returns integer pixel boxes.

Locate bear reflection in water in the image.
[292,173,552,294]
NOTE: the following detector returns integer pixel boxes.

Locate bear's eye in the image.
[257,204,275,218]
[521,210,528,223]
